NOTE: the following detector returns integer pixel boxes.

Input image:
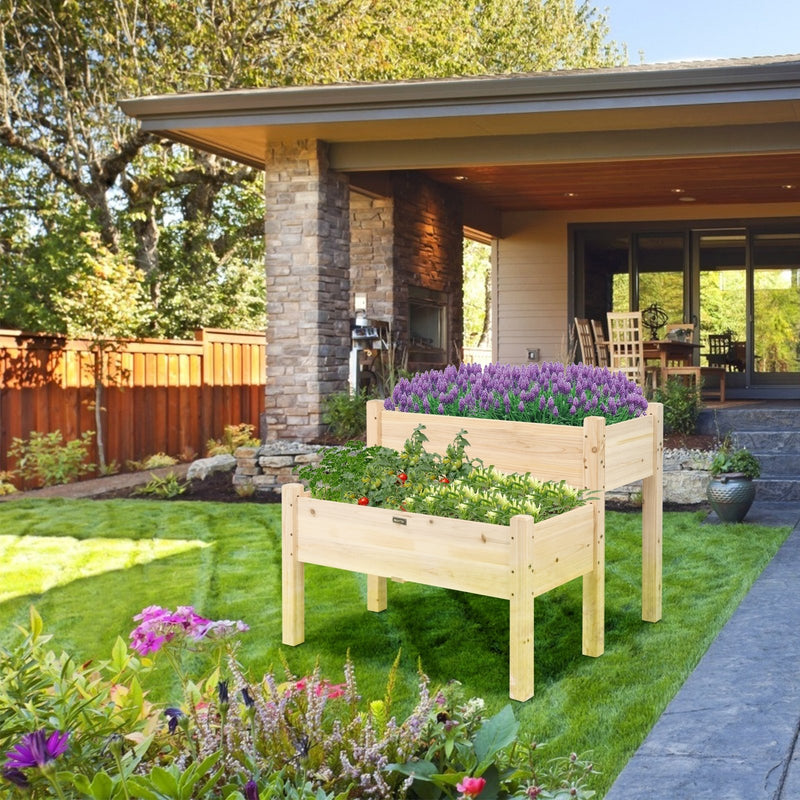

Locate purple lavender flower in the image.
[4,730,69,770]
[244,780,259,800]
[385,361,645,426]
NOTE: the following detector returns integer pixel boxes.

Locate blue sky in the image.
[602,0,800,63]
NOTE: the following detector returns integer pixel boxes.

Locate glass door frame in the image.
[571,217,800,400]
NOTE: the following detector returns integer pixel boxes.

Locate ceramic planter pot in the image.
[707,472,756,523]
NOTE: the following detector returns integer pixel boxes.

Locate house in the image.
[120,55,800,441]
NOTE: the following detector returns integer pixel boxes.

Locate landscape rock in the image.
[187,454,237,481]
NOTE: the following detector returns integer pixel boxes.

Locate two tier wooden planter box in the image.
[281,399,663,702]
[282,484,596,701]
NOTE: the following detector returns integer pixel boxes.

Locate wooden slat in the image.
[373,403,586,486]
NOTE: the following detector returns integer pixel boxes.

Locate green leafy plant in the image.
[322,389,370,439]
[1,608,597,799]
[710,441,761,479]
[127,452,179,471]
[206,423,260,456]
[132,472,189,498]
[652,377,701,435]
[297,427,587,525]
[7,429,95,488]
[0,607,153,799]
[0,471,17,495]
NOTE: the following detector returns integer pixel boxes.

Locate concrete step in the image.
[755,478,800,502]
[732,430,800,453]
[749,453,800,478]
[698,407,800,436]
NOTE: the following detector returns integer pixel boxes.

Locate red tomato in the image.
[358,496,369,505]
[439,477,450,484]
[398,472,408,483]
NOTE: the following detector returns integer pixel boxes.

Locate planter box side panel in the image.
[295,498,511,599]
[604,414,658,488]
[375,407,585,486]
[531,503,595,596]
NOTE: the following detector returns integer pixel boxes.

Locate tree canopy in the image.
[0,0,626,338]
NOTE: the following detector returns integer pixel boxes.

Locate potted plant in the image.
[707,441,761,523]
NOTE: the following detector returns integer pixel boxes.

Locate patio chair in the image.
[661,322,702,392]
[702,332,734,402]
[590,319,610,367]
[606,311,658,389]
[574,317,597,366]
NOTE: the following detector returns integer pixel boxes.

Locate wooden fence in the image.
[0,328,266,479]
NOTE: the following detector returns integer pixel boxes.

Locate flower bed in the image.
[282,483,596,702]
[372,362,665,645]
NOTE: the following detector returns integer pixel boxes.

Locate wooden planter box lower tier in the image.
[281,483,597,702]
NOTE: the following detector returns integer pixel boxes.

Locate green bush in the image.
[132,471,188,498]
[0,471,17,495]
[652,377,701,435]
[126,452,178,471]
[7,430,95,488]
[322,389,369,439]
[206,423,260,456]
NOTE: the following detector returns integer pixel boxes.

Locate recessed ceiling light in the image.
[679,196,696,202]
[453,175,468,181]
[671,188,685,194]
[782,184,796,189]
[563,192,577,197]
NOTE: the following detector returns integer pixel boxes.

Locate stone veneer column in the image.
[264,140,350,441]
[349,191,395,318]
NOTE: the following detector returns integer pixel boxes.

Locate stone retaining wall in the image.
[607,447,715,505]
[233,441,325,494]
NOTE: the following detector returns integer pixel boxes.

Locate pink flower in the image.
[456,776,486,797]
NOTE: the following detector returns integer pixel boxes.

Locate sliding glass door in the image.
[575,220,800,398]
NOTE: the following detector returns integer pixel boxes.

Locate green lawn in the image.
[0,498,790,797]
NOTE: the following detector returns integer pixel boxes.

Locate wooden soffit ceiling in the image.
[419,152,800,211]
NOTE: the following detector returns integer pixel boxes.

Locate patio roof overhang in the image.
[120,56,800,232]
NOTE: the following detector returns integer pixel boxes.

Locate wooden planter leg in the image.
[583,496,605,657]
[509,514,535,701]
[582,417,605,657]
[367,575,387,612]
[282,483,305,646]
[642,404,664,623]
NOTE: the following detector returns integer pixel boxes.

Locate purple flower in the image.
[2,767,29,788]
[129,606,248,655]
[244,779,259,800]
[4,730,69,770]
[164,707,183,734]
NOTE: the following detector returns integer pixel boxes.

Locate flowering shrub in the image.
[385,362,647,426]
[296,427,587,525]
[1,608,598,799]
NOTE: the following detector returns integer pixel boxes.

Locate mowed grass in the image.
[0,498,791,797]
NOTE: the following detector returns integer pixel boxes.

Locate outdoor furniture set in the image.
[282,388,664,702]
[576,313,727,400]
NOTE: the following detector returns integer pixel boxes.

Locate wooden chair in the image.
[590,319,610,367]
[702,333,733,402]
[606,311,655,389]
[574,317,596,366]
[661,322,702,391]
